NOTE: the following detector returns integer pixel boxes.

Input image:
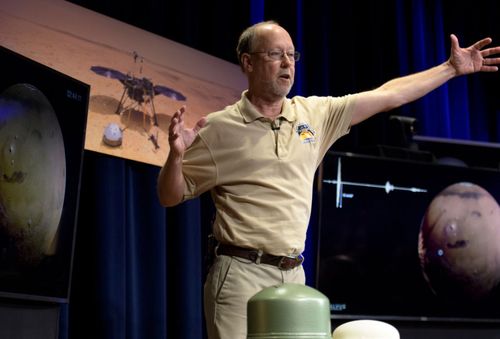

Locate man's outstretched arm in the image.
[350,34,500,126]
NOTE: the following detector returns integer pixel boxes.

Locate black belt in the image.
[216,243,304,270]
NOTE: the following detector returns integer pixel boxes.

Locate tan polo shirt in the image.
[182,91,355,256]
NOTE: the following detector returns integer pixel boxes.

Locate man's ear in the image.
[241,53,253,72]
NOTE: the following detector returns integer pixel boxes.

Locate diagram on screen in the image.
[322,157,428,208]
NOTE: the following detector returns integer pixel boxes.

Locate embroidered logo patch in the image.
[296,122,316,144]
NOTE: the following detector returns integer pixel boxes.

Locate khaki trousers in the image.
[204,254,306,339]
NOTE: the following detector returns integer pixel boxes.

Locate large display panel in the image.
[316,152,500,323]
[1,0,245,167]
[0,46,89,302]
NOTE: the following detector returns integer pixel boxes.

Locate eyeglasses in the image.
[250,49,301,62]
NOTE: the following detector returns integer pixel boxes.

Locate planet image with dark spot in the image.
[418,182,500,301]
[0,83,66,268]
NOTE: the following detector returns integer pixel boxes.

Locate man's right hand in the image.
[157,106,207,207]
[168,106,207,157]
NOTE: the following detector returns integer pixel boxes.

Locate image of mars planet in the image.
[418,182,500,301]
[0,84,65,268]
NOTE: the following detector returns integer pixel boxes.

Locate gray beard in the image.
[270,79,293,97]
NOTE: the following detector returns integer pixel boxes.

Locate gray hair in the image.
[236,20,279,70]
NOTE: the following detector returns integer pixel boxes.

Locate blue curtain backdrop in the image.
[62,0,499,338]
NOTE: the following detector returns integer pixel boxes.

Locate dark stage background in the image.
[59,1,499,338]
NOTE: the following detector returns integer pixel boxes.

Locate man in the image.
[157,20,500,339]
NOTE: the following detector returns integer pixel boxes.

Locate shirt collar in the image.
[238,90,296,123]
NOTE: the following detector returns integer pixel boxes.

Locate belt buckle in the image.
[249,249,263,264]
[278,254,304,270]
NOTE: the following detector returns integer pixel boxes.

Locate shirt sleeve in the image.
[307,94,357,163]
[181,134,217,201]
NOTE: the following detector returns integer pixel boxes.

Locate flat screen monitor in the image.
[0,46,89,303]
[316,151,500,323]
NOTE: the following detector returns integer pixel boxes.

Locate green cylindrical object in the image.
[247,283,331,338]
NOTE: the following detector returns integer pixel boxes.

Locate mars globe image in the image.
[418,182,500,301]
[0,84,66,268]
